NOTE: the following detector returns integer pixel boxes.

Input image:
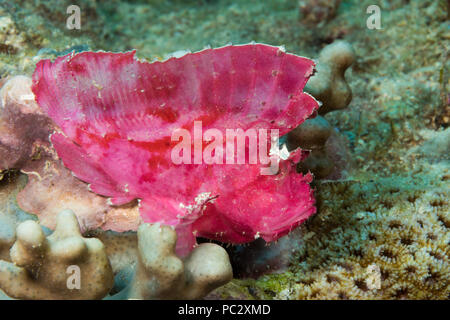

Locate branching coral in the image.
[288,115,334,178]
[90,229,138,278]
[0,75,140,233]
[0,172,38,262]
[306,40,355,116]
[0,210,114,300]
[0,175,22,261]
[0,206,233,300]
[288,41,355,179]
[116,224,233,300]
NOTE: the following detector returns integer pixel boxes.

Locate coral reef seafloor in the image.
[0,0,449,300]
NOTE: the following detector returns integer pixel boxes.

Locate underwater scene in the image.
[0,0,448,303]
